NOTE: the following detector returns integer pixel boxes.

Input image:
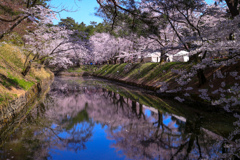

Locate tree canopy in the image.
[58,17,111,38]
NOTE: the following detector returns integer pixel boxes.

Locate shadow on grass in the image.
[144,62,182,81]
[129,63,158,80]
[0,73,21,90]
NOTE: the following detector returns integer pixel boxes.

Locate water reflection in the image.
[0,77,239,159]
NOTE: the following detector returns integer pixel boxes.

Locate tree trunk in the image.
[225,0,239,18]
[23,52,31,68]
[138,104,144,119]
[120,58,124,64]
[189,54,201,63]
[118,96,125,108]
[154,110,163,138]
[160,50,166,64]
[197,69,206,86]
[132,100,137,115]
[22,62,32,76]
[160,56,165,63]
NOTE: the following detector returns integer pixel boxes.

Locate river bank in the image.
[0,43,54,124]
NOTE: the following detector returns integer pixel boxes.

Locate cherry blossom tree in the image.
[23,24,90,74]
[96,0,240,88]
[90,33,137,64]
[96,3,240,153]
[0,2,55,40]
[89,32,168,64]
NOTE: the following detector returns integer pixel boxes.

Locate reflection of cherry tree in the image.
[51,78,223,160]
[104,108,223,160]
[34,79,240,159]
[0,80,96,159]
[1,77,237,159]
[18,101,94,159]
[66,84,223,160]
[41,78,240,159]
[39,81,97,151]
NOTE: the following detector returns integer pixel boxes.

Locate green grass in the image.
[103,64,124,76]
[67,68,84,73]
[95,63,159,79]
[144,62,185,81]
[92,62,197,93]
[82,65,99,72]
[0,97,4,102]
[127,63,158,79]
[0,43,24,70]
[0,92,13,104]
[94,62,189,85]
[7,73,35,90]
[0,42,54,108]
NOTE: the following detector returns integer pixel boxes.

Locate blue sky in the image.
[49,0,215,26]
[205,0,214,4]
[49,0,103,25]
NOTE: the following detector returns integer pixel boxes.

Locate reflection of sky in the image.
[48,124,127,160]
[51,123,58,129]
[144,108,180,128]
[163,115,172,126]
[144,109,151,117]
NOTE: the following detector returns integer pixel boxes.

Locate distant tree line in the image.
[58,17,111,39]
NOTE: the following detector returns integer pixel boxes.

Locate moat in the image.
[0,77,239,160]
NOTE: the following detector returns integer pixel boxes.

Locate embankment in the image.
[56,71,90,77]
[93,62,190,91]
[55,66,94,77]
[92,62,240,109]
[0,43,54,124]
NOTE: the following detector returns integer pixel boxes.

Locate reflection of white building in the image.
[172,51,189,62]
[142,105,187,122]
[138,52,161,63]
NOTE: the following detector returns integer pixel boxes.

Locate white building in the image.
[138,52,161,63]
[172,50,189,62]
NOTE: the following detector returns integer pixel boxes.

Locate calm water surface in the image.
[0,77,239,160]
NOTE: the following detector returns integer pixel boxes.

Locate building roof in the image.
[145,52,161,57]
[174,50,189,56]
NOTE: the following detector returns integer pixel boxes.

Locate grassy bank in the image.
[91,62,240,108]
[93,62,191,90]
[56,65,98,77]
[0,43,53,107]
